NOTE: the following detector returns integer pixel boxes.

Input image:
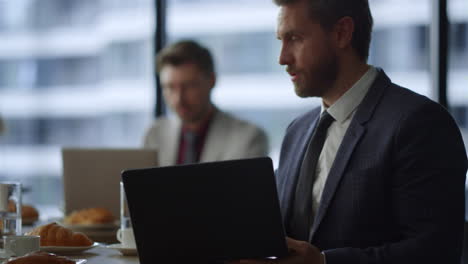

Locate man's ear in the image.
[208,72,216,90]
[333,16,354,49]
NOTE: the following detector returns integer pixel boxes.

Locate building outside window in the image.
[0,0,155,217]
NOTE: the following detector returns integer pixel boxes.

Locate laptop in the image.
[62,148,158,218]
[122,157,288,263]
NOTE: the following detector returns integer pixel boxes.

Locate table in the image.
[22,221,138,263]
[67,246,139,264]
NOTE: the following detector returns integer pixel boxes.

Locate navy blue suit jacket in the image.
[276,70,468,264]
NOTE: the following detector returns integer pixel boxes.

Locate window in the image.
[0,0,155,217]
[167,0,432,166]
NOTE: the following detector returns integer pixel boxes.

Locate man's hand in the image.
[228,237,325,264]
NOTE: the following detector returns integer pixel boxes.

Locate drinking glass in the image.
[0,182,22,251]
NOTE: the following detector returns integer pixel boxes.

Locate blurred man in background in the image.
[143,40,268,166]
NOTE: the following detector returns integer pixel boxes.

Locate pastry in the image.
[25,222,93,246]
[64,207,115,225]
[22,204,39,222]
[7,201,39,222]
[4,251,76,264]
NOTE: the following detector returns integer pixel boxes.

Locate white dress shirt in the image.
[311,66,378,216]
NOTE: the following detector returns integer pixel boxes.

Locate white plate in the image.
[40,242,99,254]
[107,243,137,256]
[0,257,86,264]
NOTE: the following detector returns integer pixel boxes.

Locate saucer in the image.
[40,242,99,254]
[0,257,86,263]
[107,243,137,256]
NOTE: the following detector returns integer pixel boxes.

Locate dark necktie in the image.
[183,131,197,164]
[289,111,335,241]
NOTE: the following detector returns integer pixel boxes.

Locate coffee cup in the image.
[120,181,132,230]
[116,228,136,249]
[3,235,40,257]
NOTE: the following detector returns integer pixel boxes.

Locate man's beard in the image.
[293,52,338,98]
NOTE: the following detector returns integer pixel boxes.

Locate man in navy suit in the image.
[236,0,468,263]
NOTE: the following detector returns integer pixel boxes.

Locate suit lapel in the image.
[309,122,365,240]
[280,110,320,228]
[166,118,181,166]
[200,110,224,162]
[309,69,391,240]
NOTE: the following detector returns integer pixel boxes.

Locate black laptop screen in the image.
[122,157,288,263]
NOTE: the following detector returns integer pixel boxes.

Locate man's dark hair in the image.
[156,40,215,76]
[274,0,373,61]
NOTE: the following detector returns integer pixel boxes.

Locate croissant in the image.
[7,201,39,221]
[64,207,115,225]
[22,204,40,221]
[26,222,93,246]
[4,251,76,264]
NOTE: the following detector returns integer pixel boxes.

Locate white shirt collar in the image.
[321,66,378,123]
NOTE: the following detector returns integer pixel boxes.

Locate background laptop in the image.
[122,157,288,263]
[62,148,158,218]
